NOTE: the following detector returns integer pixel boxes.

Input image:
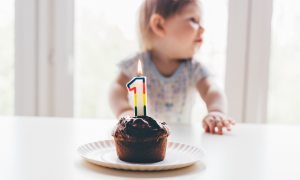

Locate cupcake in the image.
[112,116,170,163]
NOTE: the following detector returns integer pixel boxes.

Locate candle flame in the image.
[137,59,143,76]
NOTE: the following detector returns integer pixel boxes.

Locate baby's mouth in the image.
[194,38,203,43]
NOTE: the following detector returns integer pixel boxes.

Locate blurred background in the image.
[0,0,299,124]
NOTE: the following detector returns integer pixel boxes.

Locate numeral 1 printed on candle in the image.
[126,77,147,116]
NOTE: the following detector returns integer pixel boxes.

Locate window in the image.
[74,0,141,118]
[268,0,300,123]
[74,0,229,120]
[0,0,14,115]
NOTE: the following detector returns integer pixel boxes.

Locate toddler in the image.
[109,0,235,135]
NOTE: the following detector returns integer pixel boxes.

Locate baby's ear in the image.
[149,14,166,38]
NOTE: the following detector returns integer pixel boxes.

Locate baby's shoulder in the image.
[182,58,206,72]
[185,59,210,84]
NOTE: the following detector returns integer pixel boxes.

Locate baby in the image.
[109,0,235,135]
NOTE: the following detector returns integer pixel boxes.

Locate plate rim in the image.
[77,140,205,171]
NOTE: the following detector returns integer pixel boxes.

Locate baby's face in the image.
[163,2,204,59]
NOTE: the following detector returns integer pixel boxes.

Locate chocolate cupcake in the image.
[112,116,170,163]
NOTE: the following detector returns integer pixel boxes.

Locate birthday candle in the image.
[126,60,147,116]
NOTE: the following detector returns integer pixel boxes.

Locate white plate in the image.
[77,140,204,171]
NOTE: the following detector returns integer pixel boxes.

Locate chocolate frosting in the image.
[112,116,169,141]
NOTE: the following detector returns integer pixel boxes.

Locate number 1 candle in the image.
[126,60,147,116]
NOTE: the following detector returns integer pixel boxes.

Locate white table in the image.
[0,116,299,180]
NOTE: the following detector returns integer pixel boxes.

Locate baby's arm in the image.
[196,77,235,135]
[109,72,134,119]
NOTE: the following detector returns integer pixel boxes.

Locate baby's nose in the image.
[198,26,205,34]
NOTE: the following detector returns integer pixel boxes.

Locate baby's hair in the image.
[138,0,198,50]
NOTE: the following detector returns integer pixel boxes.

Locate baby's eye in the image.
[189,17,200,28]
[189,17,198,23]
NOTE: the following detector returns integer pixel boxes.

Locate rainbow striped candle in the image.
[126,60,147,116]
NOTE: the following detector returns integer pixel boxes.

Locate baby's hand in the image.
[202,112,235,135]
